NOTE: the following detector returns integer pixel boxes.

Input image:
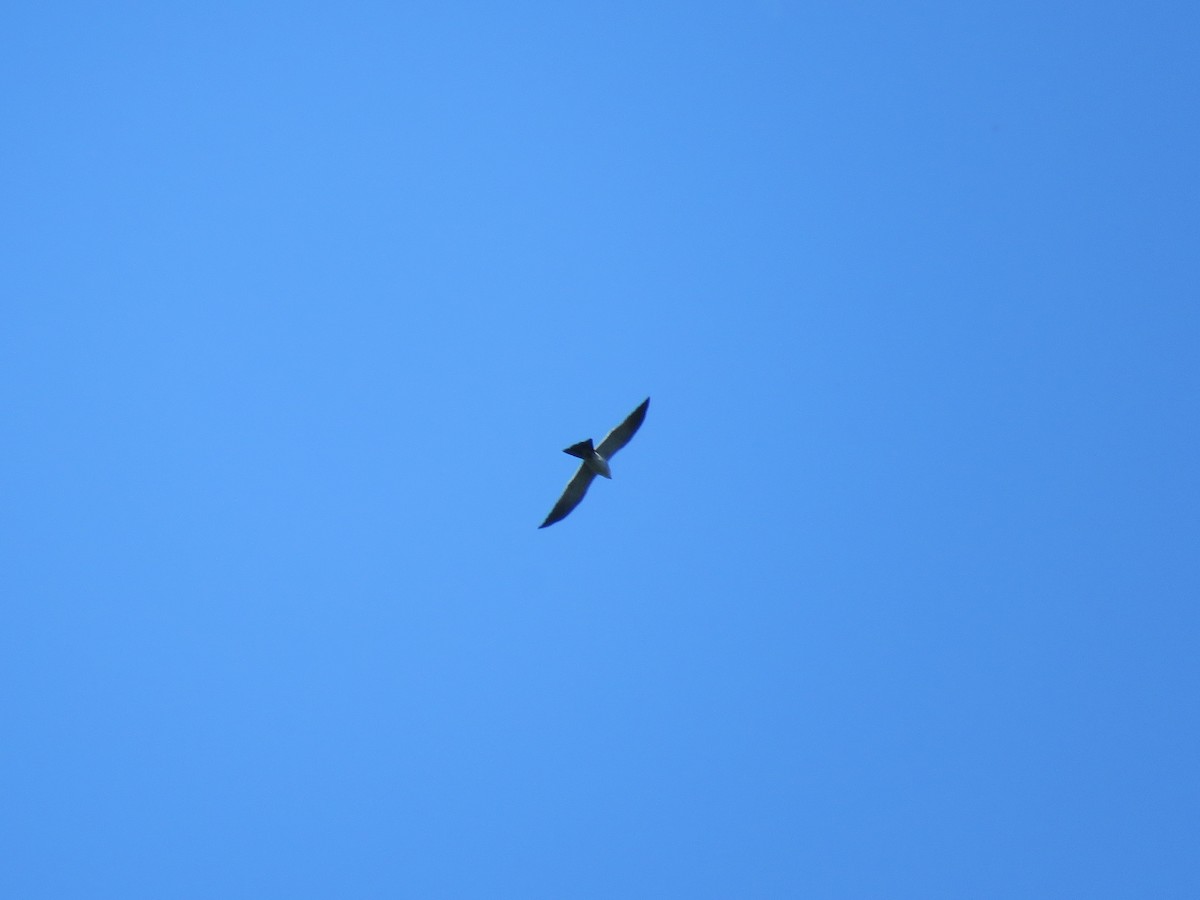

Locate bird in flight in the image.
[539,397,650,528]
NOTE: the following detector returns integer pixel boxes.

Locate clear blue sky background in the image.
[3,3,1197,897]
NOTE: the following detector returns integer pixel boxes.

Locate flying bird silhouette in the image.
[539,397,650,528]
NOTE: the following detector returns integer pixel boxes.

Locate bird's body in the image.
[539,397,649,528]
[585,453,612,479]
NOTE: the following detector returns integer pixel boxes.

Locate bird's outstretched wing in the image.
[539,463,597,528]
[596,397,650,460]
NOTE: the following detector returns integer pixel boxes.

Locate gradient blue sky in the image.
[3,3,1198,897]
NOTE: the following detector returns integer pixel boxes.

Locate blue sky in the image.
[3,3,1198,897]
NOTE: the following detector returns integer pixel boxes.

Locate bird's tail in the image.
[563,439,594,459]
